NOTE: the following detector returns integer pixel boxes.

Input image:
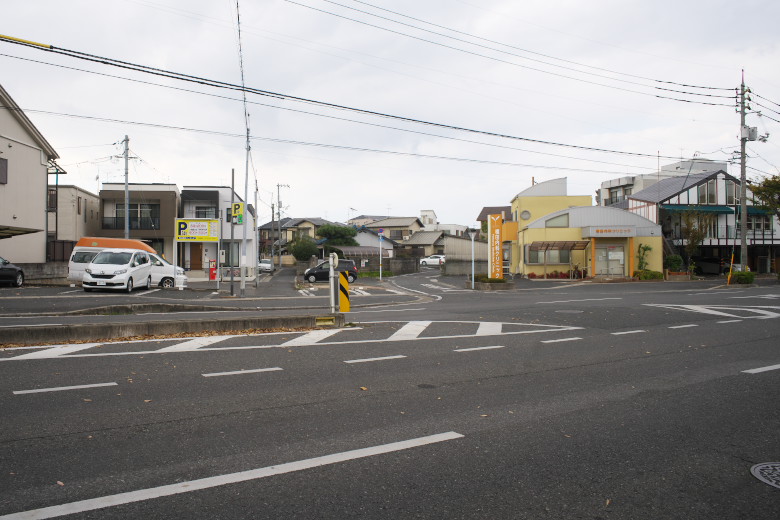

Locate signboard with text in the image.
[232,203,245,225]
[175,219,220,242]
[488,214,503,279]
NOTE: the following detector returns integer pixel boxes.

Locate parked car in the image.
[691,256,749,275]
[0,256,24,287]
[82,248,153,292]
[149,253,188,288]
[304,259,358,283]
[420,254,446,266]
[258,258,275,272]
[68,237,156,283]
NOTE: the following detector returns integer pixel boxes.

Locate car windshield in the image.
[260,259,271,264]
[92,252,132,265]
[72,252,98,263]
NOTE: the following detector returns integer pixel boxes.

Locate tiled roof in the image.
[365,217,422,228]
[476,206,512,221]
[403,230,443,245]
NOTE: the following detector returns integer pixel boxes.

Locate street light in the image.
[468,227,476,289]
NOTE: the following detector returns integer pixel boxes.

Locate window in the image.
[526,247,570,264]
[545,214,569,228]
[47,188,57,211]
[195,206,218,218]
[84,199,87,222]
[77,197,82,215]
[725,181,736,205]
[0,157,7,184]
[698,180,717,204]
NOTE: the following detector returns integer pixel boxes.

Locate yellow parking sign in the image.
[232,203,244,224]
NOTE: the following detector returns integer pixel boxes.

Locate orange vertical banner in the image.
[488,214,503,279]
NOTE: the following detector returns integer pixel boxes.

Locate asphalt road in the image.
[0,271,778,518]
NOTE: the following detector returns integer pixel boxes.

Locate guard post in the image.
[338,271,350,312]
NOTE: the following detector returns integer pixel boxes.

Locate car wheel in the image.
[145,276,152,290]
[307,275,317,283]
[14,272,23,287]
[347,274,356,283]
[161,277,174,288]
[126,278,134,293]
[421,261,427,266]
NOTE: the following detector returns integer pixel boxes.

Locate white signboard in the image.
[176,219,220,242]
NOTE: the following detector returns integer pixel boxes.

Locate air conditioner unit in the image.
[403,235,410,241]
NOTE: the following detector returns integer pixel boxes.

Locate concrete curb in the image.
[0,314,344,346]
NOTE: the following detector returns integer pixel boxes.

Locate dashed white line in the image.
[0,432,464,520]
[717,319,743,324]
[611,330,647,335]
[202,367,283,378]
[540,297,622,304]
[540,337,583,343]
[668,324,699,329]
[13,382,118,395]
[454,345,505,352]
[742,363,780,374]
[344,355,407,364]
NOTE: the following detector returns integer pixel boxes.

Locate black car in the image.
[0,256,24,287]
[304,259,358,283]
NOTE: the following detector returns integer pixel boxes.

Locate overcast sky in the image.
[3,0,779,226]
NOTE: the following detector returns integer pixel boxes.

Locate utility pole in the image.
[277,183,289,269]
[230,168,235,297]
[738,71,748,269]
[270,202,275,266]
[123,135,129,239]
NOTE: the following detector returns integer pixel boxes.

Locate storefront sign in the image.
[582,226,636,238]
[488,214,503,279]
[176,219,220,242]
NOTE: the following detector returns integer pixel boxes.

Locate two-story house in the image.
[364,217,424,241]
[46,185,100,260]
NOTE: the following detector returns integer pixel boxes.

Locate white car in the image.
[420,255,446,266]
[258,258,275,272]
[82,248,153,292]
[149,253,188,288]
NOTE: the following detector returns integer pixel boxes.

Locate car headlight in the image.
[114,269,127,275]
[85,268,92,274]
[176,267,185,275]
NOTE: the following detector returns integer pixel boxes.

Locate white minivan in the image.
[149,252,188,288]
[68,237,157,284]
[82,248,153,292]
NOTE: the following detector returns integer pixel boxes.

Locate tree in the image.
[750,175,780,220]
[636,243,652,271]
[681,210,714,267]
[289,237,318,261]
[316,224,359,246]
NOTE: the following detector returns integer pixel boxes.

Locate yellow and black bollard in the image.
[338,271,350,312]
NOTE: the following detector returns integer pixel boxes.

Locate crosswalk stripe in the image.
[281,329,342,347]
[387,321,431,341]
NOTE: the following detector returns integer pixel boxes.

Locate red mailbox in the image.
[209,259,217,281]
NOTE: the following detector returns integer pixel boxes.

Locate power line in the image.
[340,0,734,93]
[0,34,689,158]
[284,1,735,106]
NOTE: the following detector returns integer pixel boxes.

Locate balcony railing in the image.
[102,216,161,230]
[666,225,776,243]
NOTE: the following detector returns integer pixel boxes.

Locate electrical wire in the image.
[0,35,691,158]
[284,1,735,106]
[752,92,780,110]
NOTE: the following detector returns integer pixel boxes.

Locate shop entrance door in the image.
[191,243,203,270]
[595,246,624,275]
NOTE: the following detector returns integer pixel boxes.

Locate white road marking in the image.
[644,304,780,319]
[454,345,505,352]
[540,297,622,304]
[202,367,283,378]
[13,382,117,395]
[540,337,583,343]
[133,289,161,296]
[742,364,780,374]
[476,322,502,336]
[344,355,407,364]
[349,308,426,314]
[281,329,342,347]
[387,321,432,341]
[611,330,647,335]
[668,324,698,329]
[156,335,233,353]
[351,289,370,296]
[717,319,743,324]
[0,432,463,520]
[8,344,103,360]
[298,289,314,297]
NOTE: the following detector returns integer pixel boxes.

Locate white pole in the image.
[471,230,475,289]
[379,233,383,281]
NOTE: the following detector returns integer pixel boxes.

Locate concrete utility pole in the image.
[230,168,235,297]
[123,135,129,239]
[739,71,748,269]
[276,183,289,269]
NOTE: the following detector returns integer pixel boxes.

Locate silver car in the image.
[258,258,275,272]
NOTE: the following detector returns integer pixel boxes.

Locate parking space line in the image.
[742,363,780,374]
[344,355,407,364]
[202,367,283,378]
[454,346,505,352]
[540,337,582,343]
[611,330,647,335]
[0,432,464,519]
[13,382,117,395]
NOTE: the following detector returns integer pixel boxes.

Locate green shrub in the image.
[664,254,684,272]
[634,269,664,280]
[729,271,755,284]
[359,271,393,278]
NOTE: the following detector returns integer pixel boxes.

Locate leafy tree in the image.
[289,237,319,261]
[681,210,714,266]
[316,224,358,246]
[750,175,780,220]
[636,243,652,271]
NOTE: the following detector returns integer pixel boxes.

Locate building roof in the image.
[365,217,423,228]
[403,230,443,245]
[512,177,568,200]
[259,217,292,230]
[282,218,338,228]
[0,83,59,160]
[628,170,732,203]
[476,206,512,222]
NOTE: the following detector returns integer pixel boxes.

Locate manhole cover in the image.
[751,463,780,489]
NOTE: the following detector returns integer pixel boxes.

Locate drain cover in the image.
[751,463,780,489]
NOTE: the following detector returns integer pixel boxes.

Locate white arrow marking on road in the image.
[388,321,432,341]
[281,329,342,347]
[0,432,464,520]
